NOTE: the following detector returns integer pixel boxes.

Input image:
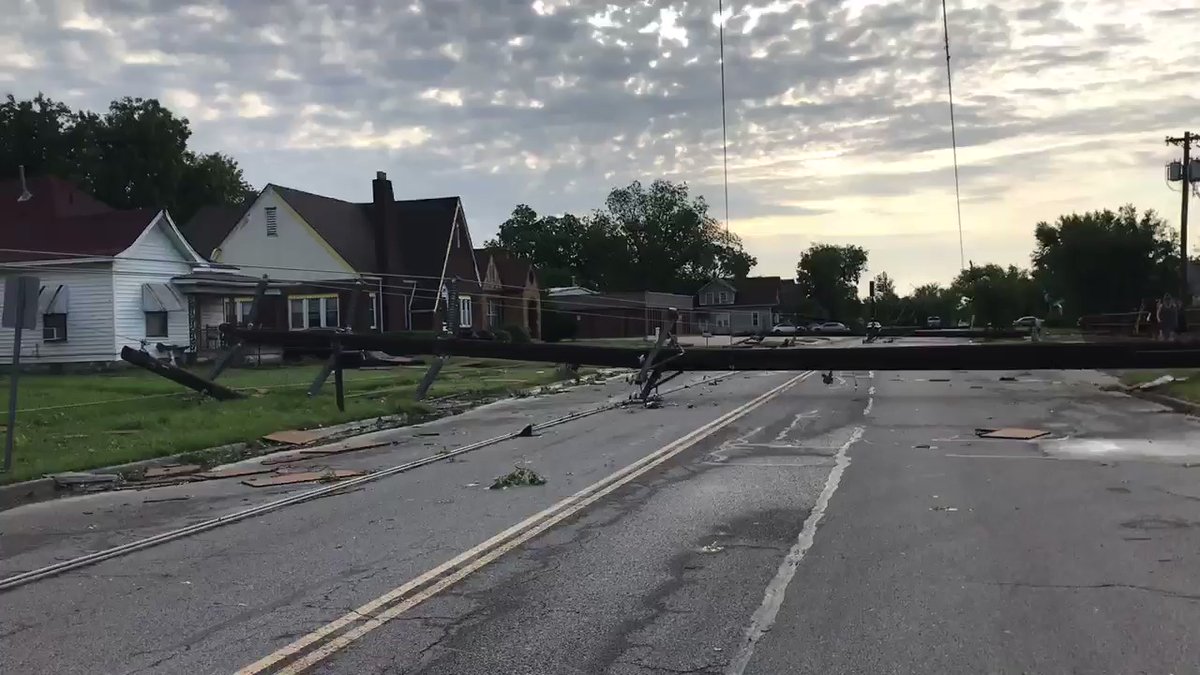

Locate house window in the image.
[42,313,67,342]
[751,312,760,328]
[226,298,256,325]
[265,207,278,237]
[289,295,339,329]
[145,311,169,338]
[368,292,378,329]
[486,299,499,328]
[718,291,729,304]
[459,296,473,328]
[704,292,714,305]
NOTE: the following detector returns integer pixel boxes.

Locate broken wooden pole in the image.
[209,275,270,380]
[308,283,362,399]
[222,326,1200,371]
[121,347,244,400]
[333,338,346,412]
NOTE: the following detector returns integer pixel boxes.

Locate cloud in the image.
[1,0,1193,289]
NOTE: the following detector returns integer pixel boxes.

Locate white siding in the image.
[213,188,357,282]
[112,217,194,356]
[0,265,117,364]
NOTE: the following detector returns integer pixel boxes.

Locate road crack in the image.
[983,581,1200,601]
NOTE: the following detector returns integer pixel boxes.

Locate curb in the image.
[1128,389,1200,416]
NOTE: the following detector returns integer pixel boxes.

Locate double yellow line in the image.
[237,370,813,674]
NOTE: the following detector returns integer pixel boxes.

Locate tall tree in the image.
[796,243,869,321]
[950,263,1040,327]
[1032,205,1178,318]
[869,271,902,323]
[0,93,255,223]
[490,179,756,292]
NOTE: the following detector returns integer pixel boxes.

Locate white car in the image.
[926,316,942,328]
[769,323,801,335]
[1012,316,1043,329]
[813,321,849,333]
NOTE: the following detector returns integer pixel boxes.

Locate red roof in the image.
[0,176,160,263]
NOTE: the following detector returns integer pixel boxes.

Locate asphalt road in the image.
[2,347,1200,674]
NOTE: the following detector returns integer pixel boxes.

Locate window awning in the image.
[142,283,184,312]
[38,284,70,314]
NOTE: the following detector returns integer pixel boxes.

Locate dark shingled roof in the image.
[730,276,782,306]
[478,248,534,289]
[271,185,378,274]
[181,205,245,260]
[0,176,160,263]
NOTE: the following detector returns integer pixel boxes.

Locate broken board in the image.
[241,469,364,488]
[262,429,335,446]
[298,439,390,456]
[195,466,274,480]
[143,464,202,479]
[975,427,1050,440]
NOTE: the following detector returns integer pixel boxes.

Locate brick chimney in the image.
[371,171,394,275]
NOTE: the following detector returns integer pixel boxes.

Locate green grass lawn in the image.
[0,358,573,484]
[1117,369,1200,403]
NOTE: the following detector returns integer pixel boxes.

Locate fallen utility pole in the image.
[121,346,244,400]
[221,326,1200,371]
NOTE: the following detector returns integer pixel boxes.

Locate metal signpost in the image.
[2,275,40,473]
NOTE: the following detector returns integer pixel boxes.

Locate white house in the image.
[0,176,207,365]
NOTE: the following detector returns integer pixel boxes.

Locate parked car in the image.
[926,316,942,328]
[1012,316,1043,328]
[813,321,849,333]
[769,323,802,335]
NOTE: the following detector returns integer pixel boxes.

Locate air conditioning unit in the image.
[1167,161,1184,182]
[43,327,60,341]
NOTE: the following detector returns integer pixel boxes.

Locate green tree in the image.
[868,271,902,323]
[1032,205,1178,318]
[490,179,756,292]
[796,243,869,321]
[950,263,1040,327]
[0,93,254,223]
[902,283,958,326]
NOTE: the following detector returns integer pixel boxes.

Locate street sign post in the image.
[2,275,39,473]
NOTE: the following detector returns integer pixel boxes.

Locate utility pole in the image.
[1166,131,1194,331]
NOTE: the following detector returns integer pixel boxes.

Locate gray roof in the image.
[181,205,246,260]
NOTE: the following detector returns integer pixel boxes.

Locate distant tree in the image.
[903,283,957,326]
[490,179,756,293]
[0,93,255,223]
[868,271,902,323]
[950,263,1040,327]
[796,243,869,321]
[1032,205,1178,318]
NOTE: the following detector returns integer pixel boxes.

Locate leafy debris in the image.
[490,465,547,490]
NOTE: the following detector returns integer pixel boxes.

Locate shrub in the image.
[503,324,531,344]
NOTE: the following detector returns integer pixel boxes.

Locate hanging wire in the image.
[718,0,731,233]
[941,0,966,270]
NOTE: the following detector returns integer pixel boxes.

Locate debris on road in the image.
[241,469,365,488]
[975,427,1050,440]
[50,472,121,488]
[930,505,959,512]
[298,438,392,456]
[999,376,1018,382]
[195,466,273,480]
[143,496,191,504]
[490,466,547,489]
[699,542,725,553]
[262,429,331,445]
[1137,374,1185,391]
[143,464,202,480]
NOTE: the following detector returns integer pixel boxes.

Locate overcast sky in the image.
[3,0,1196,291]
